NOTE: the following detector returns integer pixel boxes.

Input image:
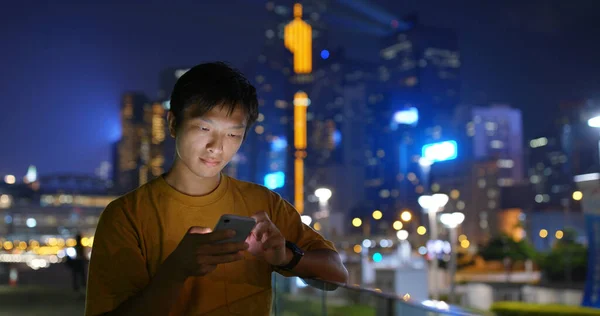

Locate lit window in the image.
[477,179,486,188]
[265,29,275,39]
[275,100,288,109]
[485,122,497,131]
[530,175,540,184]
[405,77,417,87]
[497,159,514,168]
[466,122,475,137]
[530,137,548,148]
[490,140,504,149]
[415,186,424,194]
[559,155,567,163]
[535,194,543,203]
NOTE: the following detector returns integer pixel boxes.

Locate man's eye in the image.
[228,134,241,138]
[200,127,210,131]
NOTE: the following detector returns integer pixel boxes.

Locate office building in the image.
[380,21,460,125]
[454,104,524,186]
[114,93,167,193]
[354,21,462,228]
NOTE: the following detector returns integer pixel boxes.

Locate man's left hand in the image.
[246,211,288,266]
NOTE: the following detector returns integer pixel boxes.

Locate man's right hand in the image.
[165,226,249,281]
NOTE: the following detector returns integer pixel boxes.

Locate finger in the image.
[198,242,249,255]
[191,229,236,244]
[188,226,212,234]
[196,264,217,276]
[262,235,284,251]
[252,222,271,241]
[199,252,245,265]
[251,211,269,222]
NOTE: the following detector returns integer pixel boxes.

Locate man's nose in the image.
[207,136,224,154]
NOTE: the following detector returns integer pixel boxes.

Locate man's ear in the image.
[167,111,176,138]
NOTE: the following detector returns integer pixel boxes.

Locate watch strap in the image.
[276,241,304,270]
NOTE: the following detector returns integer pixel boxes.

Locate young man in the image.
[85,62,348,316]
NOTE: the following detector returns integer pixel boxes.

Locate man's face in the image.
[170,105,247,179]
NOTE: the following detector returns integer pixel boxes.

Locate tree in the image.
[479,234,537,263]
[539,228,587,283]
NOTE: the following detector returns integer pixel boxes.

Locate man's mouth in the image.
[200,158,221,167]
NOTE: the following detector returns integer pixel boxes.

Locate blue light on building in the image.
[264,171,285,190]
[393,107,419,125]
[422,140,458,163]
[332,130,342,147]
[270,137,288,152]
[320,49,330,60]
[372,252,383,262]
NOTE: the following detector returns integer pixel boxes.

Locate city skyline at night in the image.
[1,0,600,177]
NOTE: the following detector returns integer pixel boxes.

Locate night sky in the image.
[1,0,599,177]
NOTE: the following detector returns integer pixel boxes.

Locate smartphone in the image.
[213,214,257,244]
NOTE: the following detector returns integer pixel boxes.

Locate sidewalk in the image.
[0,286,84,316]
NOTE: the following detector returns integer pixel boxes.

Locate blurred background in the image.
[1,1,600,315]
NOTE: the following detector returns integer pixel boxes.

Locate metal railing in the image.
[271,273,483,316]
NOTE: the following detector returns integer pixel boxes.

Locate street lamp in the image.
[418,193,449,301]
[439,212,465,304]
[588,115,600,165]
[314,188,332,237]
[300,215,312,226]
[419,158,433,194]
[588,115,600,128]
[314,188,332,203]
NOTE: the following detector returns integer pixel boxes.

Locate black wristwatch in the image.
[276,241,304,270]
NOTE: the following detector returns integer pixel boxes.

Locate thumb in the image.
[188,226,212,234]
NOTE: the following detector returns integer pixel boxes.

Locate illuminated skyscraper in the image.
[469,105,524,186]
[157,67,190,171]
[115,93,167,193]
[353,21,462,224]
[526,99,600,211]
[380,21,460,124]
[239,1,375,225]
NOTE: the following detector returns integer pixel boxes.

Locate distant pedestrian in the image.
[66,233,87,294]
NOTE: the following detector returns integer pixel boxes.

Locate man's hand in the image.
[165,227,249,281]
[247,211,287,266]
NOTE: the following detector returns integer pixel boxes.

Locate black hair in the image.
[169,62,259,133]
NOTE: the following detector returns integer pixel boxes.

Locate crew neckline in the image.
[156,173,230,207]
